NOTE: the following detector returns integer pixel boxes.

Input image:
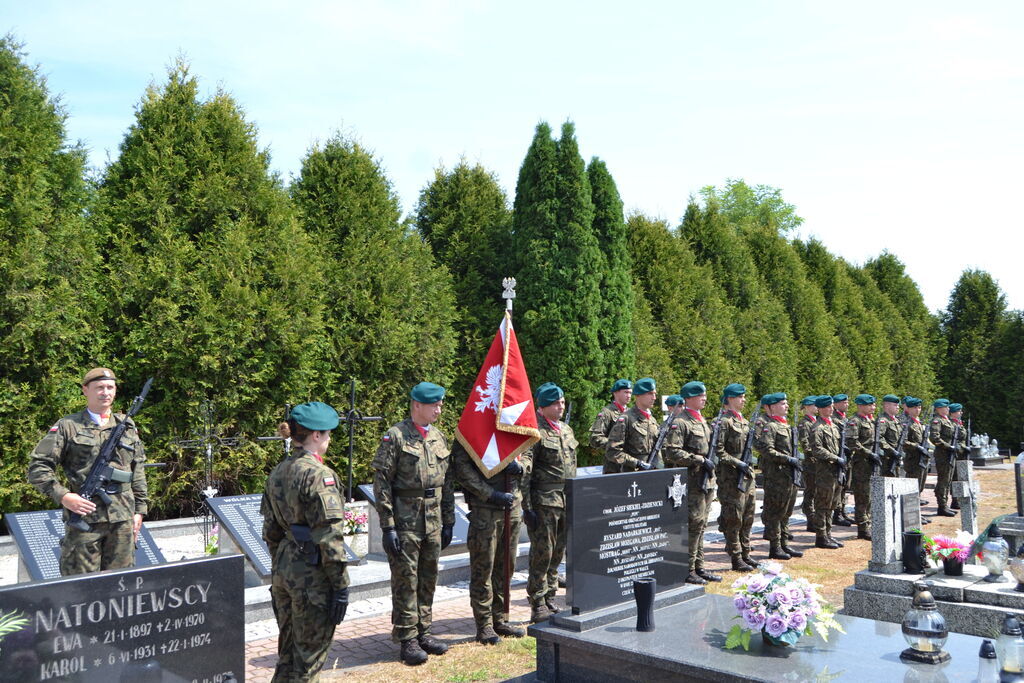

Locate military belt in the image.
[395,487,436,498]
[534,482,564,492]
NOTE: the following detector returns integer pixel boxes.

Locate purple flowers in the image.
[727,565,833,648]
[788,610,807,631]
[745,574,770,593]
[765,615,788,638]
[743,609,767,631]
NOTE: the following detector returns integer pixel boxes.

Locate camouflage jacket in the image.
[663,410,713,482]
[261,449,350,590]
[879,413,903,455]
[28,410,148,523]
[849,413,876,460]
[605,407,659,473]
[589,402,626,452]
[798,415,816,455]
[929,415,955,455]
[901,416,925,454]
[715,410,750,472]
[521,417,577,510]
[755,416,794,470]
[372,418,454,534]
[810,418,841,463]
[452,440,522,511]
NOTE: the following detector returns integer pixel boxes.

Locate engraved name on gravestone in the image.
[3,510,165,583]
[0,555,244,683]
[358,484,471,557]
[869,476,919,573]
[565,469,688,614]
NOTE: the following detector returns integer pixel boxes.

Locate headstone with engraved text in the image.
[952,460,980,536]
[869,476,920,573]
[358,484,471,557]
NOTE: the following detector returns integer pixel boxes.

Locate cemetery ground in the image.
[240,465,1015,681]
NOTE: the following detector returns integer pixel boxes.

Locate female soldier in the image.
[261,401,349,682]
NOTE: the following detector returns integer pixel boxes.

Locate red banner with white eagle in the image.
[455,310,540,477]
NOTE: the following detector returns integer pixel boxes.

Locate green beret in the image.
[82,367,117,385]
[854,394,876,405]
[290,401,340,431]
[933,398,950,408]
[883,394,900,404]
[535,382,564,407]
[410,382,446,404]
[949,403,963,413]
[833,393,848,402]
[800,395,818,406]
[611,379,633,393]
[815,395,834,408]
[665,394,683,407]
[904,396,922,407]
[761,392,786,406]
[722,382,746,400]
[634,377,656,394]
[679,381,706,398]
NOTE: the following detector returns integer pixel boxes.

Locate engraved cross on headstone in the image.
[952,459,980,535]
[628,481,642,498]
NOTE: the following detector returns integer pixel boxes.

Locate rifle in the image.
[699,408,726,492]
[917,408,935,470]
[950,423,961,466]
[68,377,154,533]
[564,402,572,428]
[645,408,679,469]
[887,415,910,477]
[737,405,762,492]
[788,410,805,488]
[869,415,883,475]
[836,416,849,487]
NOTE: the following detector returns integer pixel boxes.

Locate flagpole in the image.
[501,277,516,618]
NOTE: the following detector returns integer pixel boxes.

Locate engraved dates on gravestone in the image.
[565,469,688,614]
[3,510,165,582]
[0,555,243,683]
[901,493,921,531]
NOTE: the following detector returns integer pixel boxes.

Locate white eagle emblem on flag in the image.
[474,364,503,413]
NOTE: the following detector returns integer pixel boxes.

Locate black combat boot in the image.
[685,571,707,585]
[731,556,754,572]
[780,540,803,558]
[857,524,872,540]
[545,597,561,613]
[418,634,449,655]
[494,622,525,638]
[832,510,853,527]
[697,568,722,582]
[530,603,552,623]
[815,534,839,549]
[951,499,961,510]
[769,540,791,560]
[476,625,501,645]
[741,552,758,570]
[936,506,957,517]
[828,534,845,548]
[400,638,428,665]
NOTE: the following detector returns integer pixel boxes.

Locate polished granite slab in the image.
[531,592,991,682]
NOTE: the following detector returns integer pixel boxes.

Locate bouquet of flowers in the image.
[923,530,973,563]
[725,561,844,649]
[205,523,219,555]
[343,506,368,535]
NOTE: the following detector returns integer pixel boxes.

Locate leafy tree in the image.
[986,311,1024,448]
[701,179,804,236]
[680,198,761,308]
[92,62,326,516]
[0,36,100,512]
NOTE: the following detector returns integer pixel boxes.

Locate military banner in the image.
[455,310,540,477]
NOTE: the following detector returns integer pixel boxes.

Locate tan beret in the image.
[82,367,117,385]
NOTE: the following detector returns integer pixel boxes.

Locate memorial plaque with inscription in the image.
[0,555,243,683]
[565,469,688,614]
[206,494,359,578]
[3,510,165,582]
[901,493,921,530]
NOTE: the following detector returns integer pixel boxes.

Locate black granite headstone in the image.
[0,555,243,683]
[900,493,921,530]
[357,484,470,548]
[1015,453,1024,517]
[206,494,359,578]
[3,510,165,582]
[565,469,688,614]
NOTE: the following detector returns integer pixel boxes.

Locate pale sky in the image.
[8,1,1023,312]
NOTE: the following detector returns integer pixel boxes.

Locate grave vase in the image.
[761,629,795,647]
[903,531,927,574]
[634,577,656,632]
[942,556,964,576]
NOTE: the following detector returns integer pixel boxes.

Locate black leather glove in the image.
[382,527,401,558]
[488,490,515,509]
[635,460,653,471]
[441,524,453,550]
[504,459,523,476]
[785,456,799,468]
[836,456,847,467]
[736,461,751,474]
[523,509,538,531]
[328,585,348,624]
[702,458,716,473]
[916,443,930,456]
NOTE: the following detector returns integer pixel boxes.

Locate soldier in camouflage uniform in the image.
[810,395,845,550]
[592,379,632,470]
[848,394,881,541]
[372,382,455,666]
[755,393,804,560]
[929,398,957,517]
[948,403,969,509]
[664,381,720,584]
[831,394,854,527]
[900,397,930,524]
[262,402,350,682]
[452,437,526,644]
[605,377,659,473]
[521,382,578,624]
[28,368,148,576]
[714,383,757,572]
[879,395,904,478]
[798,397,819,532]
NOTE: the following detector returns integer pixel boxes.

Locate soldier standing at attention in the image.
[929,398,957,517]
[714,383,757,573]
[811,395,845,550]
[372,382,455,666]
[452,441,526,644]
[591,379,632,466]
[799,396,819,532]
[831,394,854,528]
[605,378,659,473]
[262,402,350,682]
[664,381,720,584]
[900,397,929,520]
[848,394,878,541]
[755,393,804,561]
[879,395,904,478]
[949,403,969,509]
[28,368,148,576]
[521,382,578,624]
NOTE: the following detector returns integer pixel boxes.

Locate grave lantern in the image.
[998,613,1024,680]
[983,524,1011,583]
[1009,545,1024,593]
[978,639,999,683]
[899,581,950,664]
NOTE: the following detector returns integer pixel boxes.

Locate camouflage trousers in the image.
[687,470,715,572]
[716,465,754,559]
[801,464,817,520]
[468,506,521,626]
[812,461,840,535]
[388,529,441,642]
[760,464,795,542]
[903,452,929,495]
[60,520,134,576]
[850,456,875,530]
[271,561,336,682]
[527,505,565,606]
[934,451,954,508]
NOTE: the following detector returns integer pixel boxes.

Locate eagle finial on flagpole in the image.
[502,277,516,312]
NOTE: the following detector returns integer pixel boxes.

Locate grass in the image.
[329,637,536,682]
